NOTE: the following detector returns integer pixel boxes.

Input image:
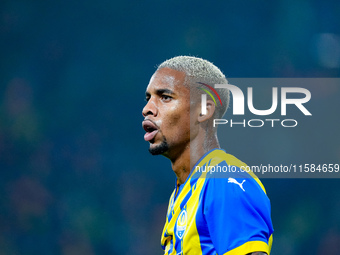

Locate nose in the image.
[142,98,158,117]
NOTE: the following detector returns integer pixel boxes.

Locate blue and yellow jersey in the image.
[161,149,274,255]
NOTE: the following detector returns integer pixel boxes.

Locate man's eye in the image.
[145,97,150,102]
[161,95,172,101]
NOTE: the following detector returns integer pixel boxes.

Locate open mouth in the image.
[142,120,159,142]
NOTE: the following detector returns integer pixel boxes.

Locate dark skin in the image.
[142,67,218,184]
[142,67,268,255]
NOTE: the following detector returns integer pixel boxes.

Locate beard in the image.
[149,137,169,155]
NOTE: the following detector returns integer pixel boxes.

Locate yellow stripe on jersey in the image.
[223,239,271,255]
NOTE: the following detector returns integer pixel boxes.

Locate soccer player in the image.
[142,56,273,255]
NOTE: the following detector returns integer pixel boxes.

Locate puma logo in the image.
[228,178,246,192]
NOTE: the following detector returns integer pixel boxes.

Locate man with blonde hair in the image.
[142,56,273,255]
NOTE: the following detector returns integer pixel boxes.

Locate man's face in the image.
[142,67,191,157]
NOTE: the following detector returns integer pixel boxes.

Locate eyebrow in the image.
[145,88,175,97]
[156,88,175,95]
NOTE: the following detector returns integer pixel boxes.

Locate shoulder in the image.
[194,149,270,209]
[203,173,269,205]
[201,162,271,215]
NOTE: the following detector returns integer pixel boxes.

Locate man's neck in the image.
[170,133,220,185]
[170,146,191,185]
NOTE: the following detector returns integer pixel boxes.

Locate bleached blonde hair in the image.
[157,56,230,119]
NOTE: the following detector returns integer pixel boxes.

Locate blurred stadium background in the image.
[0,0,340,254]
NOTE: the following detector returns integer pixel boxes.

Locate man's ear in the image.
[198,99,215,123]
